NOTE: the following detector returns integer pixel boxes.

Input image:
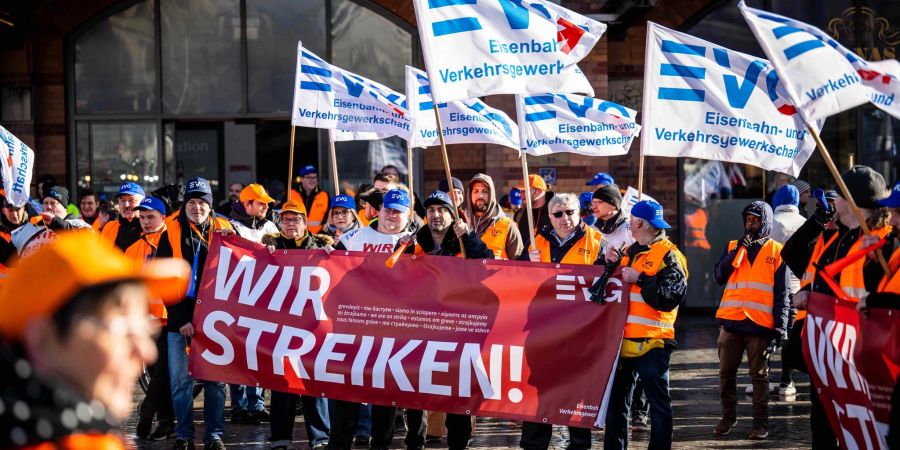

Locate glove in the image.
[813,204,836,227]
[739,235,753,249]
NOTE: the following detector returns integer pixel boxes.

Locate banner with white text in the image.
[640,22,819,177]
[0,126,35,208]
[189,235,629,427]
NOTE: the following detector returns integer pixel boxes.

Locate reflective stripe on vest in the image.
[716,239,781,329]
[621,238,686,339]
[480,216,511,259]
[878,248,900,294]
[533,226,602,265]
[306,191,329,234]
[833,227,891,303]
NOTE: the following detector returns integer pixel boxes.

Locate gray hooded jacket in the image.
[465,174,523,260]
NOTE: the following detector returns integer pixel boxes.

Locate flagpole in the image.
[804,122,890,273]
[327,129,340,195]
[637,154,645,201]
[406,140,414,207]
[287,125,296,199]
[514,95,537,251]
[432,104,467,257]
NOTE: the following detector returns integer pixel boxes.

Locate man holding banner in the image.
[781,166,894,449]
[603,200,687,450]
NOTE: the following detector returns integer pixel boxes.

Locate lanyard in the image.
[185,220,211,299]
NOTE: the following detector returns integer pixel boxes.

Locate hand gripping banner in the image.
[803,293,900,449]
[190,235,629,427]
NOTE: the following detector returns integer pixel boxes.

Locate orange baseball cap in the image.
[239,183,276,204]
[0,233,191,339]
[515,174,548,192]
[281,200,307,216]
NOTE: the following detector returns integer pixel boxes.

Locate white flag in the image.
[406,66,519,150]
[291,42,411,140]
[621,187,657,216]
[518,93,639,156]
[738,1,898,121]
[412,0,605,103]
[0,126,35,208]
[640,22,819,177]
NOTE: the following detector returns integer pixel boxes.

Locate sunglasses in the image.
[551,209,576,218]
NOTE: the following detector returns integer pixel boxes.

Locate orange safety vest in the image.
[796,232,838,321]
[358,210,372,227]
[801,226,892,304]
[165,215,233,260]
[22,433,126,450]
[125,227,168,325]
[480,216,512,259]
[716,239,782,329]
[621,239,686,339]
[533,226,602,265]
[92,219,102,232]
[684,208,711,250]
[100,218,123,243]
[878,246,900,294]
[305,191,329,234]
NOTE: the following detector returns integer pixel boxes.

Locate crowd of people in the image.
[0,161,897,450]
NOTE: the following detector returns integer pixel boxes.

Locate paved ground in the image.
[123,313,812,449]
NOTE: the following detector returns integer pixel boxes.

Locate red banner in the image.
[188,235,629,427]
[804,293,900,449]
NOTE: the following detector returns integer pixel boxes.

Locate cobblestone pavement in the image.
[124,313,812,449]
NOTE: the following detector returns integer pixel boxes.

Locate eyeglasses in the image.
[281,217,303,224]
[551,209,576,218]
[331,209,353,217]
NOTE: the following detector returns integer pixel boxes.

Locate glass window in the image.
[246,0,326,113]
[334,136,408,191]
[74,0,157,114]
[76,122,91,190]
[330,0,412,91]
[161,0,242,114]
[174,125,221,197]
[89,122,161,198]
[1,87,32,121]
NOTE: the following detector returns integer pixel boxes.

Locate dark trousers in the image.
[603,347,673,450]
[139,331,174,424]
[328,400,396,450]
[810,384,840,449]
[520,422,591,450]
[270,392,331,448]
[717,328,770,427]
[406,410,473,450]
[632,381,649,422]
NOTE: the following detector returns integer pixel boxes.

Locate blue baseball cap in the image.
[383,189,410,213]
[332,194,356,210]
[586,172,614,186]
[579,192,594,209]
[879,181,900,208]
[509,188,523,206]
[300,165,317,176]
[134,196,166,215]
[631,200,670,229]
[184,177,213,205]
[117,182,145,198]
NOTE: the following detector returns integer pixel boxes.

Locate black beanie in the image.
[841,166,886,209]
[45,186,69,207]
[592,184,622,209]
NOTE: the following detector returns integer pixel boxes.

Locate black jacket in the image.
[713,201,791,337]
[782,215,896,298]
[110,216,144,250]
[263,232,334,250]
[415,224,494,259]
[513,191,555,250]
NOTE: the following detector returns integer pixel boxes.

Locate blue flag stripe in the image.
[658,88,705,102]
[301,65,331,77]
[525,111,556,122]
[661,40,705,56]
[300,81,332,92]
[783,39,825,60]
[418,85,431,95]
[428,0,476,6]
[524,95,554,105]
[772,25,804,39]
[432,18,482,37]
[660,63,706,79]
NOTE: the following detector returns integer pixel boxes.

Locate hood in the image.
[465,173,502,233]
[772,185,799,209]
[229,202,266,229]
[742,200,773,241]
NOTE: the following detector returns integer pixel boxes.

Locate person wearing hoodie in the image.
[768,184,806,395]
[712,201,790,441]
[323,194,362,238]
[465,174,523,260]
[782,166,894,449]
[513,174,555,250]
[0,195,32,265]
[101,182,145,250]
[403,190,494,450]
[12,186,92,258]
